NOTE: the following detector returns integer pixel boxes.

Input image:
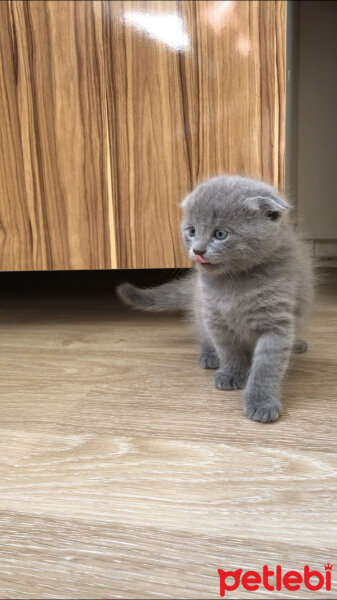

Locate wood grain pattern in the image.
[0,272,336,598]
[0,1,113,270]
[0,1,286,271]
[105,0,286,267]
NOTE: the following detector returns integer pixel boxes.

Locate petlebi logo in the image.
[218,564,333,597]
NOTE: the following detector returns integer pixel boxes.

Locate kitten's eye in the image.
[187,227,196,237]
[214,229,228,240]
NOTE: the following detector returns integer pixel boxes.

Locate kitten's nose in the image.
[193,248,206,256]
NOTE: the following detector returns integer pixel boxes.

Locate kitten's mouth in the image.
[193,256,217,268]
[194,255,211,265]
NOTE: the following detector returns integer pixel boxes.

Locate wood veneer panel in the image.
[0,1,286,270]
[0,1,115,270]
[105,0,286,268]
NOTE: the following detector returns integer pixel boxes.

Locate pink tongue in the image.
[194,255,208,263]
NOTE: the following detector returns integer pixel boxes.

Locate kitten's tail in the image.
[116,273,195,312]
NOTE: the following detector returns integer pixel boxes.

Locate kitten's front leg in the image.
[244,329,294,423]
[208,324,250,390]
[199,344,220,369]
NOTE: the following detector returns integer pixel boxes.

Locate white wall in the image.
[295,1,337,260]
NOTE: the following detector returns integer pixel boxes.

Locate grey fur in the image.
[117,175,314,423]
[117,275,195,312]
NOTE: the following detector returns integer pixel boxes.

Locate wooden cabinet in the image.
[0,0,286,271]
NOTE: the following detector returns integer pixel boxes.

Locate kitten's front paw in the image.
[243,391,282,423]
[213,370,246,390]
[199,350,220,369]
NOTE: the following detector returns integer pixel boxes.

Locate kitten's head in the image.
[181,175,291,275]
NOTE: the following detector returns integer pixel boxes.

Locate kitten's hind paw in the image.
[199,350,220,369]
[293,338,308,354]
[213,369,246,390]
[243,393,282,423]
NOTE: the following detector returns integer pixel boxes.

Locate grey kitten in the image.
[117,175,314,423]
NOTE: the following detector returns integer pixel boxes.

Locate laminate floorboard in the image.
[0,272,336,598]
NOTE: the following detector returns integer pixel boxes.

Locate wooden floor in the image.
[0,271,336,599]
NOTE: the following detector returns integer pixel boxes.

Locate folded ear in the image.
[246,192,290,221]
